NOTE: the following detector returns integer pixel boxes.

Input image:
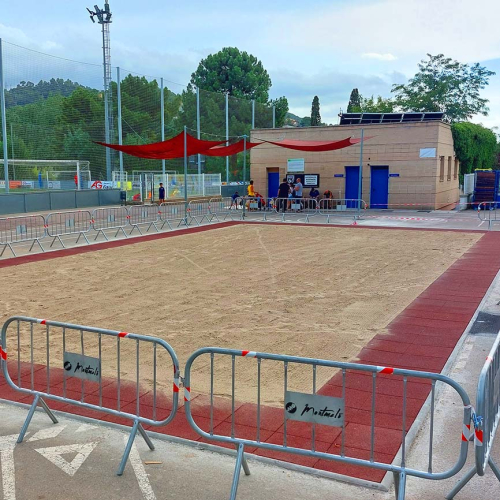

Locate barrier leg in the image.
[229,443,246,500]
[117,419,139,476]
[445,465,477,499]
[137,423,155,451]
[1,243,16,257]
[489,457,500,482]
[394,470,406,500]
[17,395,58,443]
[96,229,108,241]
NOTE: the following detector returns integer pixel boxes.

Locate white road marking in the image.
[0,434,18,500]
[75,423,97,433]
[34,442,99,477]
[27,425,66,442]
[127,436,156,500]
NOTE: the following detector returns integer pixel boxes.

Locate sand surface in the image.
[0,225,481,405]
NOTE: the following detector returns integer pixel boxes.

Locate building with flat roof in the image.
[249,114,459,210]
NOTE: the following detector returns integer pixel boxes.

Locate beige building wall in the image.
[249,121,459,210]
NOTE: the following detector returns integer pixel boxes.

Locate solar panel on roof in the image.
[339,112,445,125]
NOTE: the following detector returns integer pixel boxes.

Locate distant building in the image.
[250,113,459,210]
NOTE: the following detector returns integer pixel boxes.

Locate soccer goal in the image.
[0,160,91,190]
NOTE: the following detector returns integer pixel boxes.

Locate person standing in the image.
[277,178,289,212]
[247,180,256,198]
[294,177,303,210]
[158,183,165,204]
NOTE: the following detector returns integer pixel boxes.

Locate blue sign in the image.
[334,174,344,178]
[389,173,400,177]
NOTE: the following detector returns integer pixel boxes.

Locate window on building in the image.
[447,156,452,181]
[454,159,459,180]
[440,156,445,181]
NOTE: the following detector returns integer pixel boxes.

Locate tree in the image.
[270,96,289,128]
[190,47,272,102]
[347,88,362,113]
[451,122,497,178]
[311,96,321,126]
[360,95,395,113]
[392,54,495,122]
[300,116,311,127]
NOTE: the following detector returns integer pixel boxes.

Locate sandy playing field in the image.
[0,225,481,404]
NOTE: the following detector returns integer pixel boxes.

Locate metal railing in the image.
[184,347,472,500]
[188,200,215,225]
[92,206,130,240]
[0,215,46,257]
[159,201,189,229]
[318,198,367,222]
[447,331,500,498]
[128,205,160,235]
[0,316,180,476]
[209,197,242,221]
[45,210,93,248]
[273,197,318,222]
[477,202,500,230]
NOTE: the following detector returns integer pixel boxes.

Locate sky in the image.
[1,0,499,128]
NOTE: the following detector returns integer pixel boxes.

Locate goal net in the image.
[0,160,92,190]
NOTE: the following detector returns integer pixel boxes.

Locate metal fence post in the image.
[184,126,188,224]
[161,77,166,187]
[76,161,81,190]
[251,100,255,130]
[358,128,364,212]
[197,86,201,176]
[272,106,276,128]
[242,135,247,220]
[225,92,229,183]
[0,39,9,193]
[117,67,125,193]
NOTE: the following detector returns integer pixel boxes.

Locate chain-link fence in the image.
[0,40,275,194]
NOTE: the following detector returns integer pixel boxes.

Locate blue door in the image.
[345,166,361,208]
[370,166,389,209]
[267,171,279,199]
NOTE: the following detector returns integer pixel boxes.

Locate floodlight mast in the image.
[87,1,114,180]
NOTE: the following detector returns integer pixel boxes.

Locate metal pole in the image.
[242,135,247,220]
[272,106,276,128]
[102,26,111,181]
[160,77,166,189]
[10,122,15,180]
[251,100,255,130]
[197,86,201,176]
[225,92,229,183]
[184,126,188,220]
[358,128,364,210]
[117,67,124,190]
[77,161,81,190]
[0,39,9,193]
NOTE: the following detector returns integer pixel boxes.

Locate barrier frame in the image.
[158,201,189,230]
[188,199,216,226]
[0,215,46,257]
[0,316,180,476]
[91,206,130,240]
[447,332,500,498]
[184,347,472,500]
[127,205,160,235]
[477,202,499,230]
[273,197,318,222]
[209,197,242,221]
[45,210,93,248]
[318,198,367,222]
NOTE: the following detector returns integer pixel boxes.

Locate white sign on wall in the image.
[287,158,305,173]
[419,148,437,158]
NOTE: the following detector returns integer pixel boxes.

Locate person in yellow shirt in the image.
[247,180,255,198]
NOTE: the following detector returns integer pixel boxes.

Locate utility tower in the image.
[87,1,114,180]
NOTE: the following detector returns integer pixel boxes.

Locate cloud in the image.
[362,53,397,61]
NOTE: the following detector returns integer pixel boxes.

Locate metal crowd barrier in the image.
[209,197,242,221]
[45,210,93,248]
[0,215,46,257]
[273,197,318,222]
[240,197,274,221]
[91,206,130,240]
[477,202,499,230]
[0,316,180,476]
[447,332,500,498]
[128,205,160,235]
[318,198,367,222]
[188,200,215,225]
[159,201,189,229]
[184,348,472,500]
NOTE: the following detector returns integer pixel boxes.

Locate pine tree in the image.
[311,96,321,126]
[347,88,362,112]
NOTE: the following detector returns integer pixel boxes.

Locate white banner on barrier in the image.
[285,391,344,427]
[63,352,101,382]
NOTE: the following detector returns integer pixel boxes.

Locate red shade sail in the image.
[95,132,225,159]
[259,136,369,152]
[203,139,261,157]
